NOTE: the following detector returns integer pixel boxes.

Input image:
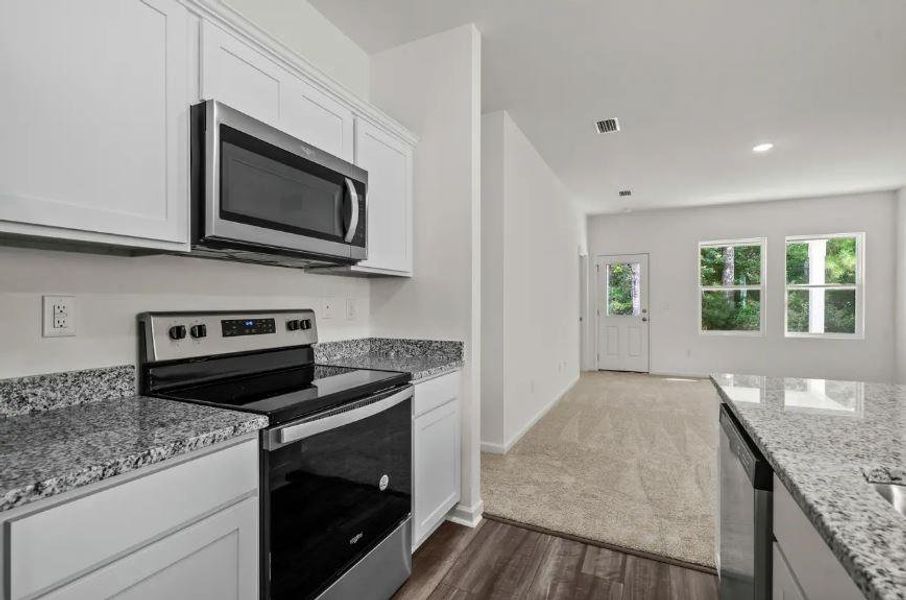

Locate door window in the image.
[607,263,641,316]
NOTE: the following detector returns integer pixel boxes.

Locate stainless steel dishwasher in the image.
[719,403,773,600]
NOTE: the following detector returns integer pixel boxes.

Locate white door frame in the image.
[579,252,589,370]
[595,253,650,372]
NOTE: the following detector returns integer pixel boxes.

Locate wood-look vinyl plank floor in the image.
[393,520,718,600]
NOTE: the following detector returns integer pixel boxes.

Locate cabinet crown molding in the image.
[181,0,419,147]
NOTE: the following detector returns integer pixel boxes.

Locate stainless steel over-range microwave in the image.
[190,100,367,268]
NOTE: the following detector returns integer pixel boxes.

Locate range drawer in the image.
[6,438,258,600]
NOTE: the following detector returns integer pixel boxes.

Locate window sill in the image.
[699,330,764,337]
[785,332,864,340]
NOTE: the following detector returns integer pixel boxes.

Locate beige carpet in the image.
[481,371,719,568]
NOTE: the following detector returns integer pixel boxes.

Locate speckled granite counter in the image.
[711,374,906,600]
[316,337,463,382]
[0,366,267,514]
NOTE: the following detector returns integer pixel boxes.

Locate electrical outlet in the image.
[322,297,338,320]
[43,295,76,337]
[346,297,358,321]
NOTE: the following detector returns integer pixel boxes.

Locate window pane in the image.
[701,290,761,331]
[786,243,809,284]
[700,245,761,286]
[607,263,640,316]
[786,289,856,334]
[826,289,856,333]
[786,237,857,285]
[825,238,857,284]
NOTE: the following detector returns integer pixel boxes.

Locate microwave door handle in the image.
[344,177,359,243]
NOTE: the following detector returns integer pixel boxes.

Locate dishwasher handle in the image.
[720,404,772,491]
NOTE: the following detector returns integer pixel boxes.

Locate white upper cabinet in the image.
[200,21,354,163]
[354,119,414,275]
[0,0,191,250]
[200,21,283,128]
[281,78,355,163]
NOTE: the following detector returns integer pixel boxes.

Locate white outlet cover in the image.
[346,298,358,321]
[322,297,338,320]
[43,295,76,337]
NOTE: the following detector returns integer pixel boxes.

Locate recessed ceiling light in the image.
[752,142,774,153]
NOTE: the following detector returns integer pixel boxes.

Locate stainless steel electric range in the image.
[138,310,413,600]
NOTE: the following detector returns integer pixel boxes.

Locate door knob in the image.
[641,317,648,322]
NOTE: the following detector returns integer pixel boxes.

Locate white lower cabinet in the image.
[41,497,258,600]
[412,372,461,549]
[772,474,862,600]
[2,437,259,600]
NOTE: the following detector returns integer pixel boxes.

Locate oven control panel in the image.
[139,310,318,362]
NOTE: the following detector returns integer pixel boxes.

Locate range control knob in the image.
[168,325,187,341]
[190,324,207,339]
[300,319,312,331]
[286,319,300,331]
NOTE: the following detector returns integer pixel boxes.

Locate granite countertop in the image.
[711,374,906,600]
[315,337,463,382]
[0,367,268,514]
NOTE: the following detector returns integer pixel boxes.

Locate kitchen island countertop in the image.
[712,373,906,600]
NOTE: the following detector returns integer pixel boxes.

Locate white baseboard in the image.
[480,441,506,454]
[649,370,709,380]
[500,375,578,453]
[446,500,484,528]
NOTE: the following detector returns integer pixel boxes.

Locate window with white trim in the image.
[699,238,765,334]
[785,233,863,337]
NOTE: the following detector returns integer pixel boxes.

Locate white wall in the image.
[367,25,483,524]
[481,111,583,451]
[895,187,906,383]
[586,191,898,381]
[222,0,370,100]
[0,247,369,379]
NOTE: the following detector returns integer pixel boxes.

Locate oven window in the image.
[265,396,411,600]
[219,125,351,242]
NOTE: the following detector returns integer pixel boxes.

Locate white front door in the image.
[596,254,650,372]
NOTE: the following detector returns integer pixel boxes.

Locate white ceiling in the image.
[309,0,906,214]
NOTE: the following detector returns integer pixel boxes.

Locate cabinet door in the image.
[0,0,190,249]
[354,119,414,275]
[40,497,258,600]
[200,21,285,128]
[281,78,354,162]
[772,543,807,600]
[413,399,460,547]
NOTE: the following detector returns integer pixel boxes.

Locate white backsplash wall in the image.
[0,247,369,378]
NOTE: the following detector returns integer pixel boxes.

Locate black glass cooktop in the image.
[155,364,409,425]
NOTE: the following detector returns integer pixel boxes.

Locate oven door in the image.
[195,100,367,261]
[262,385,412,600]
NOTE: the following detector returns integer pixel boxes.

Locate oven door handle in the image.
[344,177,359,243]
[269,386,412,449]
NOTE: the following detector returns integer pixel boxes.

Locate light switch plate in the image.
[43,295,76,337]
[346,297,358,321]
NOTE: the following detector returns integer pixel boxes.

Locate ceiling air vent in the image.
[596,118,620,134]
[618,190,632,197]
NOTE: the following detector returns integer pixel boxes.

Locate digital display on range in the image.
[221,318,276,337]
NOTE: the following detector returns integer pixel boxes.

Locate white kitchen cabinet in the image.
[0,0,191,251]
[772,474,862,600]
[412,372,461,549]
[200,21,355,162]
[1,437,259,600]
[352,119,414,276]
[40,497,258,600]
